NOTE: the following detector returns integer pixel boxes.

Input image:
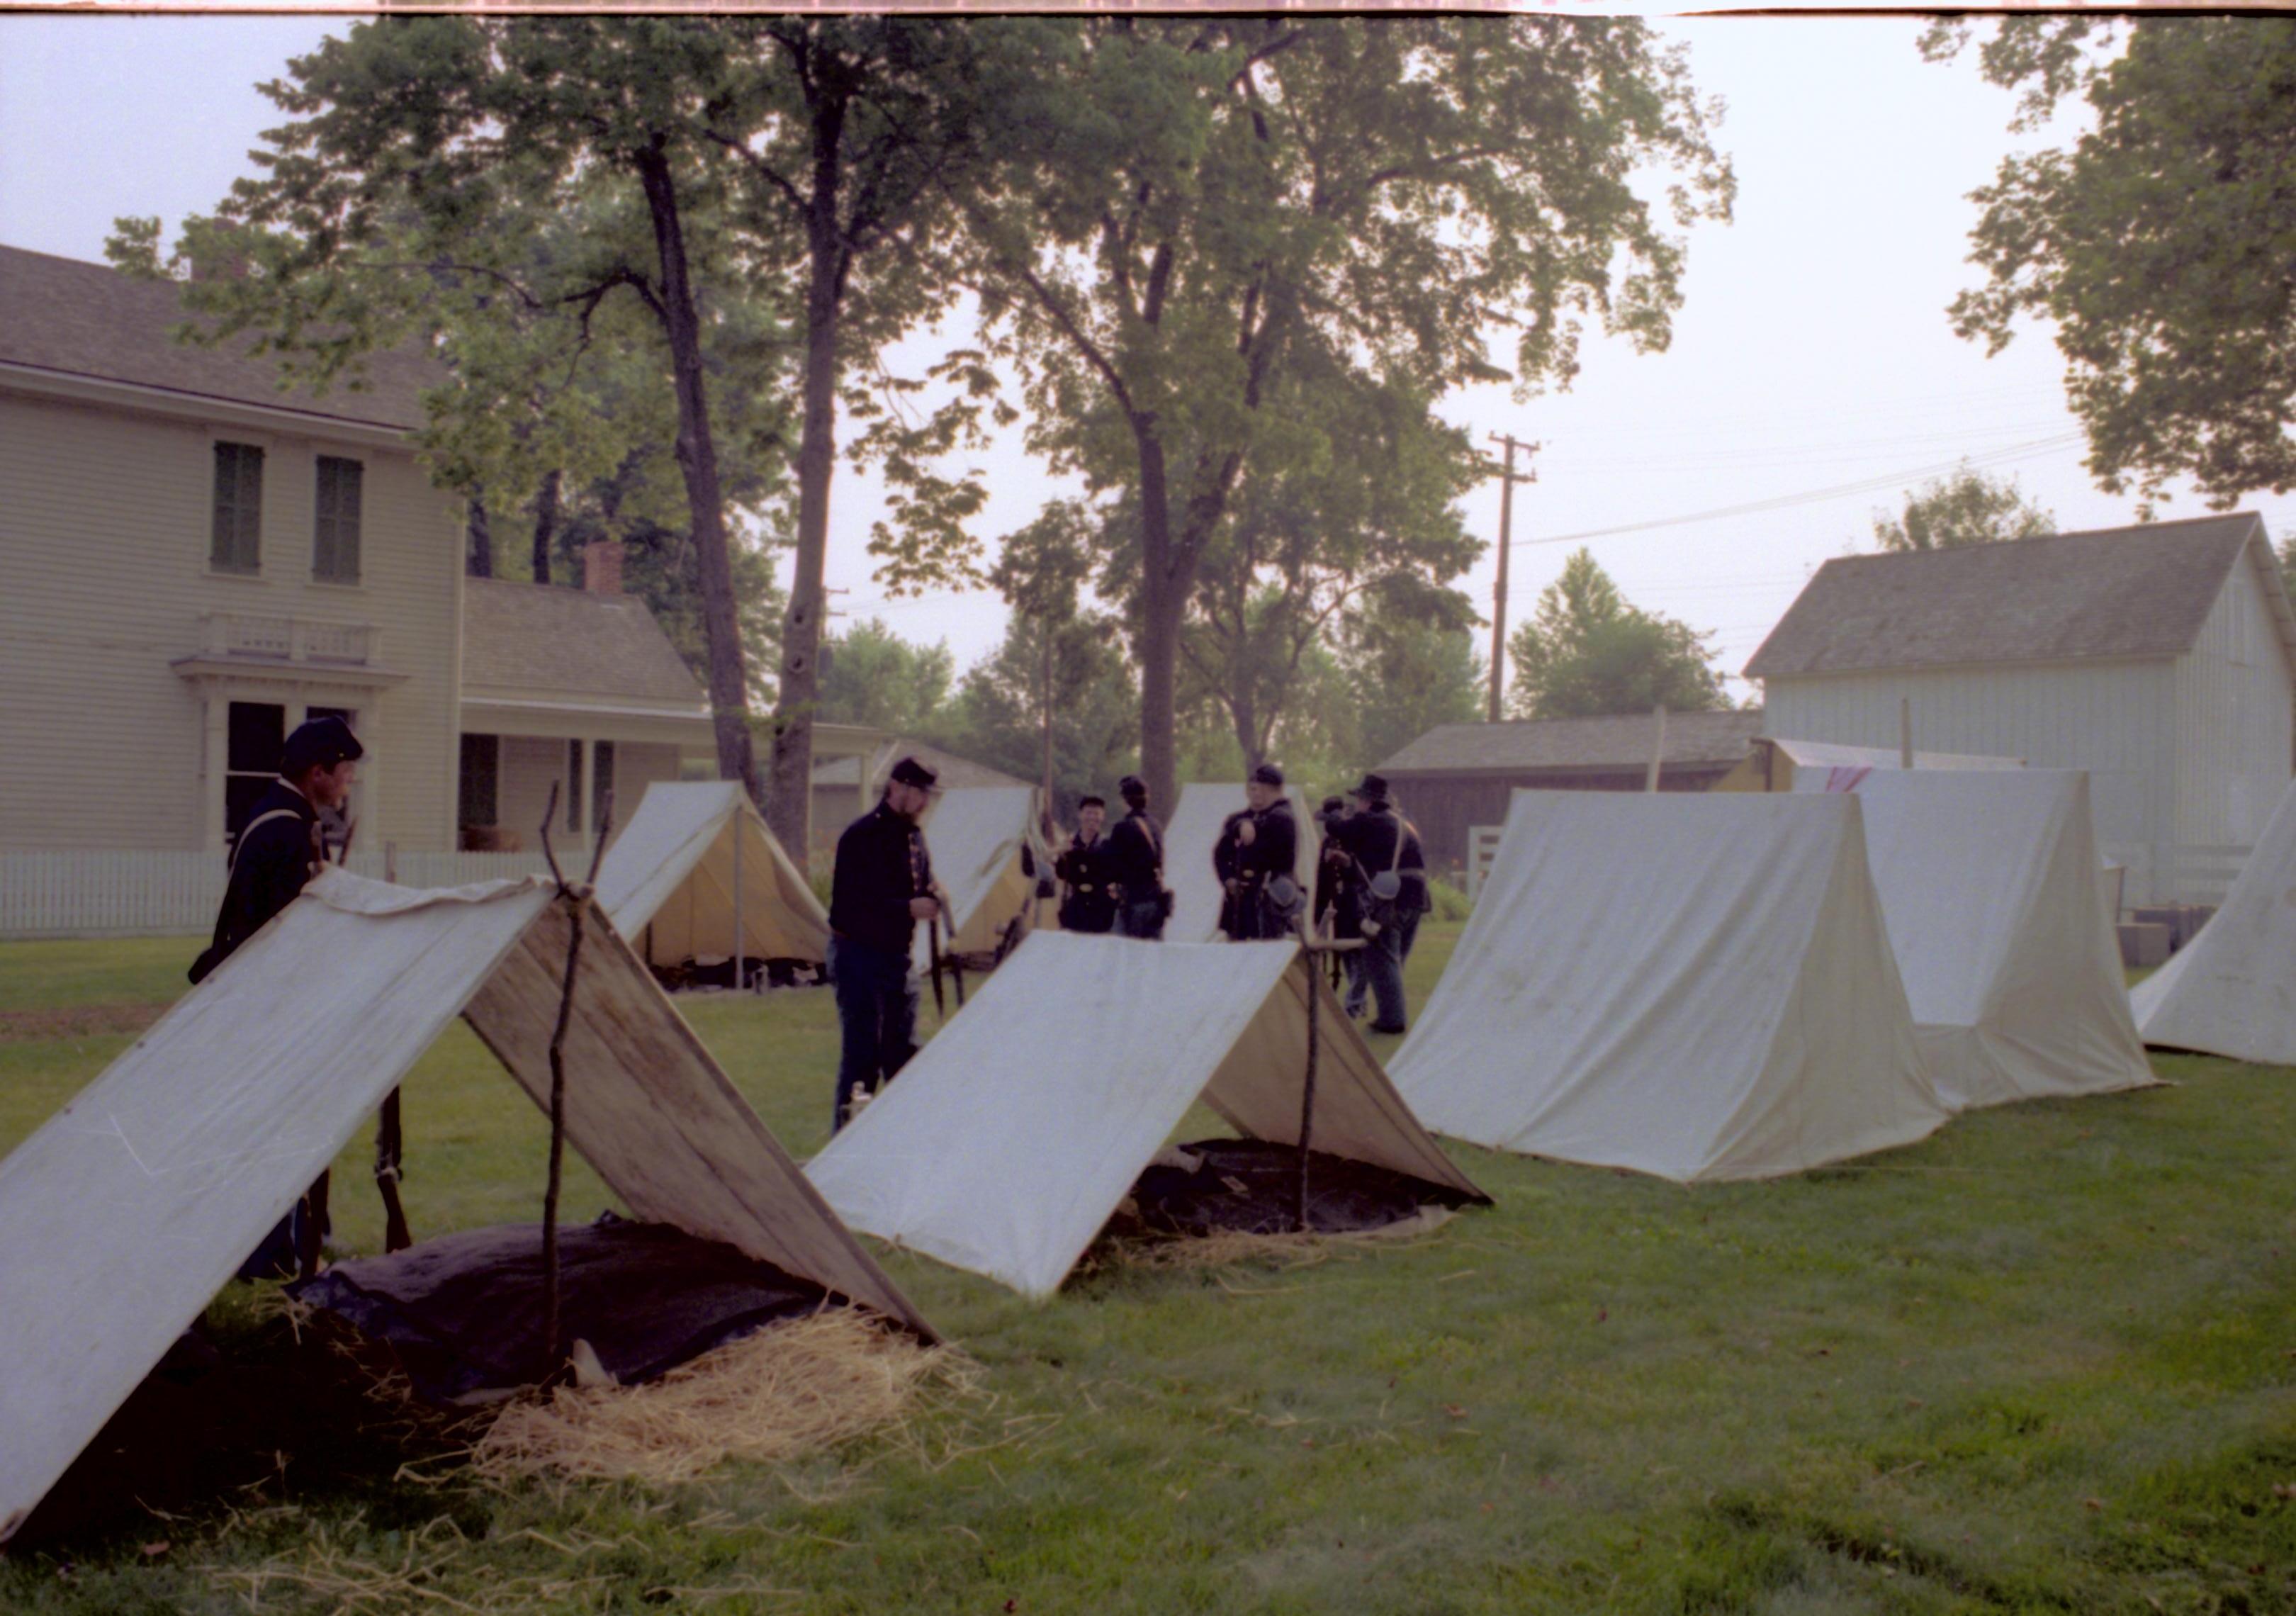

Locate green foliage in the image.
[814,617,957,739]
[1933,17,2296,506]
[1508,548,1726,719]
[944,614,1139,814]
[1346,592,1488,771]
[955,15,1733,803]
[1872,464,2056,552]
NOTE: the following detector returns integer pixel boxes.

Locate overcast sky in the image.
[8,13,2290,708]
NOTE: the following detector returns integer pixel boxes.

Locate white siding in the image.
[1764,658,2180,895]
[2169,553,2295,848]
[0,387,463,853]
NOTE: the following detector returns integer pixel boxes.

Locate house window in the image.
[592,741,616,834]
[566,739,585,833]
[225,700,284,843]
[211,442,264,573]
[460,734,500,829]
[314,456,363,583]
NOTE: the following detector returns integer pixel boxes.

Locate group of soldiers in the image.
[1050,762,1431,1035]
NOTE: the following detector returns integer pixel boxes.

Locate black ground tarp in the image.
[291,1218,830,1403]
[1125,1138,1478,1238]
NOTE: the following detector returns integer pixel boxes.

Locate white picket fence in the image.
[1464,824,1505,904]
[0,849,555,939]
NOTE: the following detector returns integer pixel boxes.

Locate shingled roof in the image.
[0,245,435,432]
[1745,513,2292,680]
[1377,708,1765,776]
[462,579,707,708]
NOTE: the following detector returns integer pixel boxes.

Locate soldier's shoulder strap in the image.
[227,807,308,875]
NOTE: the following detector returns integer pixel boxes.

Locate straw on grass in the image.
[471,1311,958,1486]
[1110,1206,1456,1272]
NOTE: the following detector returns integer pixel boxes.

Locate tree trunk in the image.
[466,496,493,578]
[636,145,760,804]
[1134,427,1181,814]
[765,91,850,858]
[530,470,561,585]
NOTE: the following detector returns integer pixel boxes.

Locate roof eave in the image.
[0,358,420,443]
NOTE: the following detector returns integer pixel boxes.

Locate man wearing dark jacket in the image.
[1335,773,1429,1034]
[190,714,362,1278]
[1105,775,1168,939]
[1218,763,1299,940]
[828,756,940,1130]
[1054,795,1118,934]
[191,716,362,985]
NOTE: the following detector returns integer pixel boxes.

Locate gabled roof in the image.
[1745,513,2295,680]
[809,739,1029,792]
[0,245,435,432]
[1376,708,1765,776]
[461,578,707,708]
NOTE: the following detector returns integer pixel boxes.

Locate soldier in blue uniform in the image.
[189,714,363,1278]
[1054,794,1118,934]
[1334,773,1430,1035]
[1215,763,1300,940]
[828,756,940,1131]
[1105,775,1169,939]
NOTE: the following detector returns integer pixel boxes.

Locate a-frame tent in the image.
[807,931,1487,1298]
[1161,783,1319,944]
[1389,791,1949,1182]
[0,868,930,1544]
[911,784,1044,968]
[2132,778,2296,1063]
[595,780,829,971]
[1842,770,2154,1109]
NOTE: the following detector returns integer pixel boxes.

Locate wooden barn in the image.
[1746,513,2296,904]
[1373,708,1765,876]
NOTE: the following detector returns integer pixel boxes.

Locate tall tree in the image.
[954,15,1731,812]
[1871,464,2055,551]
[1344,592,1487,772]
[1178,361,1482,771]
[705,18,1011,853]
[1507,549,1725,720]
[119,17,814,801]
[1929,17,2296,506]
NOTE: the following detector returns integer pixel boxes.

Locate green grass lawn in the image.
[1,926,2291,1614]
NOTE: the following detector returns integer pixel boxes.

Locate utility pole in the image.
[1486,434,1535,723]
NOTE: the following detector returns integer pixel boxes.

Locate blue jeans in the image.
[830,936,918,1132]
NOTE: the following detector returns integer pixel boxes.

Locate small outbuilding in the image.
[1746,514,2296,904]
[1373,709,1766,875]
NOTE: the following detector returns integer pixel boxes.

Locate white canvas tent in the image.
[0,868,929,1543]
[595,780,829,969]
[1161,783,1318,943]
[807,931,1485,1298]
[2132,778,2296,1062]
[1840,771,2154,1109]
[912,785,1044,969]
[1389,791,1949,1182]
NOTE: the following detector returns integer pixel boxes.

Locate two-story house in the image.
[0,245,715,927]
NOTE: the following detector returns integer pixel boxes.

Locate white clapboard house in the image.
[0,245,723,934]
[1745,515,2296,904]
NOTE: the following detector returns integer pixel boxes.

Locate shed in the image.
[1373,708,1765,874]
[1745,514,2296,904]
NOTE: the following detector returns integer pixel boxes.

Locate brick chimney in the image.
[583,539,623,596]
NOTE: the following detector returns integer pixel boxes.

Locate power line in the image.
[1511,432,2088,550]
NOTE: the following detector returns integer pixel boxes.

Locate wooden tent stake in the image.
[536,783,612,1376]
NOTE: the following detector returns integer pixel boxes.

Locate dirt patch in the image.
[0,1003,167,1043]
